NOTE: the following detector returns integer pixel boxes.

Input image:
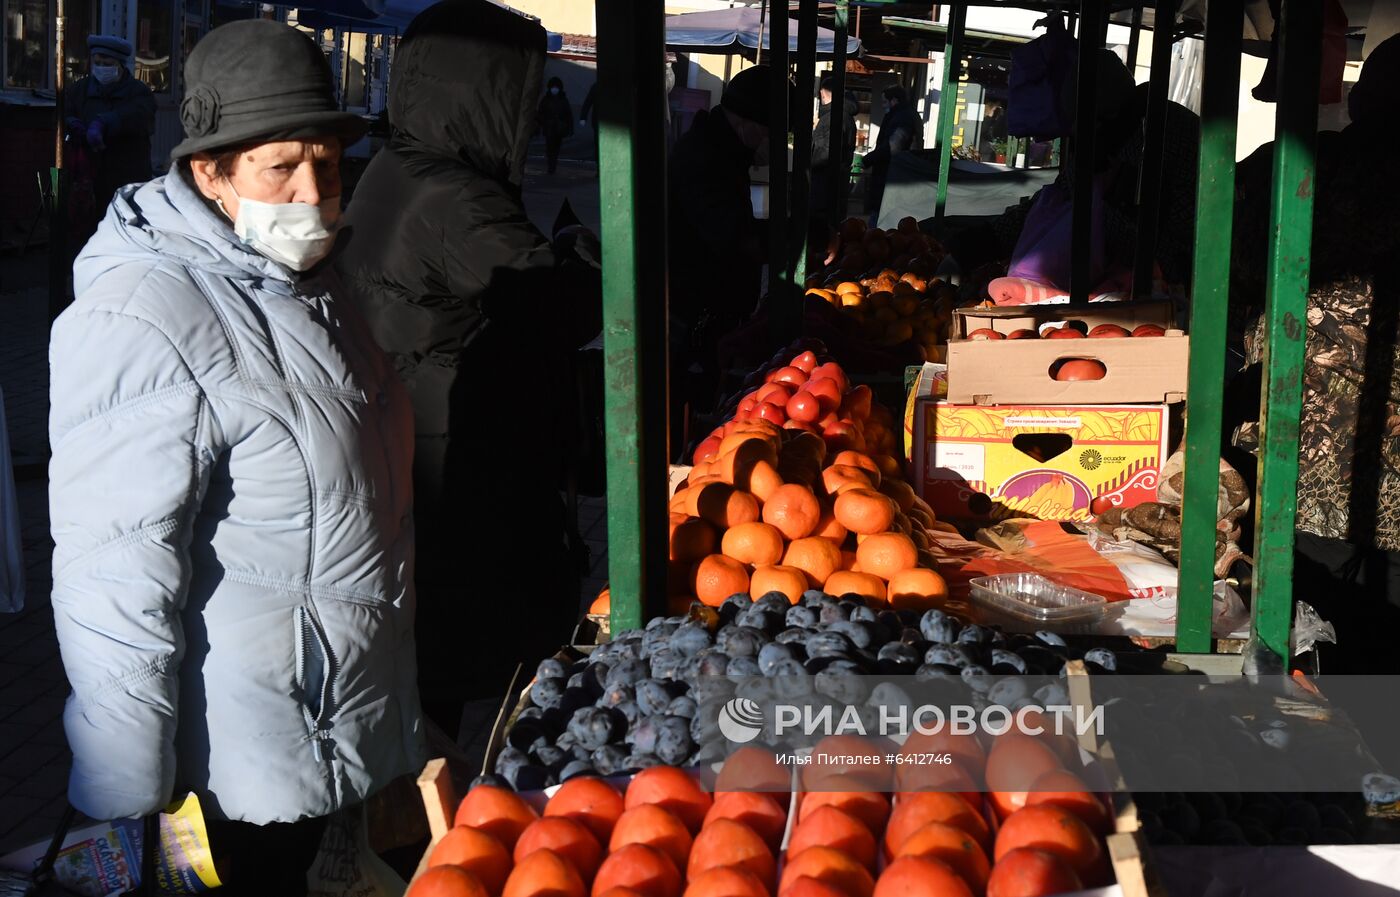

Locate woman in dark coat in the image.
[537,76,574,173]
[336,0,579,732]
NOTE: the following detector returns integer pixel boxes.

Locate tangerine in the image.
[871,856,973,897]
[778,848,875,897]
[546,777,626,843]
[691,483,762,529]
[855,533,918,580]
[813,508,849,543]
[750,565,809,604]
[788,806,878,870]
[455,785,540,851]
[762,484,822,540]
[408,866,492,897]
[879,479,917,513]
[591,844,683,897]
[625,767,713,833]
[886,569,949,611]
[823,571,888,604]
[744,459,786,502]
[504,849,588,897]
[832,451,881,485]
[671,517,719,564]
[426,826,512,892]
[589,588,610,615]
[692,555,751,607]
[515,817,604,882]
[722,522,786,567]
[783,538,844,589]
[687,819,776,889]
[609,805,693,873]
[834,489,896,536]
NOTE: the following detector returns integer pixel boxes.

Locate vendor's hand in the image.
[85,120,105,151]
[823,230,841,267]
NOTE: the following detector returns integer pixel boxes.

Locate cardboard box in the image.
[912,399,1170,522]
[947,302,1187,405]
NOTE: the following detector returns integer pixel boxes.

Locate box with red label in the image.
[911,399,1170,523]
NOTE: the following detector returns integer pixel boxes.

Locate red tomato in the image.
[1053,360,1107,381]
[810,362,849,393]
[771,366,810,387]
[756,401,788,424]
[693,436,723,465]
[805,377,844,413]
[840,384,874,420]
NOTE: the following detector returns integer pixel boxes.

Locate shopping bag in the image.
[305,804,406,897]
[1004,174,1108,294]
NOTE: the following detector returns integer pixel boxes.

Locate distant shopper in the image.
[538,76,574,173]
[580,82,598,159]
[862,85,921,223]
[336,0,581,730]
[810,74,857,220]
[51,21,422,893]
[65,35,155,248]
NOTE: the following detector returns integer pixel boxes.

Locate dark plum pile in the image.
[495,590,1122,791]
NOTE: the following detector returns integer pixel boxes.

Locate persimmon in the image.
[714,746,791,795]
[871,856,973,897]
[798,791,890,836]
[409,866,491,897]
[546,777,626,843]
[515,817,603,881]
[610,805,692,873]
[892,823,990,894]
[691,555,751,607]
[762,484,822,540]
[591,844,682,897]
[778,847,875,897]
[783,537,843,589]
[884,792,991,857]
[750,565,809,604]
[704,791,788,852]
[722,522,786,567]
[985,735,1064,821]
[834,489,896,536]
[687,819,776,889]
[1024,770,1112,836]
[778,877,846,897]
[684,867,770,897]
[984,848,1082,897]
[504,849,587,897]
[993,806,1107,886]
[625,767,713,833]
[855,533,918,580]
[788,806,878,870]
[454,784,539,851]
[427,826,512,892]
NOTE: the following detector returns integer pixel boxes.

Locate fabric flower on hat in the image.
[181,85,221,138]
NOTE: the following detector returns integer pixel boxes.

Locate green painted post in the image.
[768,0,796,345]
[792,0,819,289]
[826,0,850,226]
[1175,0,1242,654]
[597,0,671,633]
[1126,4,1143,73]
[1252,0,1322,662]
[933,4,965,220]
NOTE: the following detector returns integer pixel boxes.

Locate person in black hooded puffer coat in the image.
[337,0,580,733]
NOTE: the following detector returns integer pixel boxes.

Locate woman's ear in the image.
[188,154,222,201]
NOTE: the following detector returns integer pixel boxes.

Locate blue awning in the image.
[665,7,861,59]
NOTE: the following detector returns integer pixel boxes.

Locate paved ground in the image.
[0,156,607,857]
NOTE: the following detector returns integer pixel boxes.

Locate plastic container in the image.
[967,573,1121,632]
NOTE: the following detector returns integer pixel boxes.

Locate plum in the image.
[558,687,593,716]
[829,621,876,651]
[719,593,752,623]
[667,695,699,719]
[559,761,596,782]
[494,746,528,778]
[776,627,812,646]
[990,648,1028,674]
[960,664,993,693]
[755,592,793,616]
[592,744,631,776]
[614,701,642,728]
[568,706,621,751]
[785,605,819,628]
[736,608,782,634]
[726,656,762,680]
[1084,647,1117,671]
[507,718,554,753]
[627,716,662,754]
[627,752,662,770]
[924,645,967,669]
[471,773,510,790]
[718,625,767,658]
[819,602,851,625]
[915,663,959,680]
[987,676,1029,707]
[606,659,650,688]
[1035,630,1068,648]
[654,716,695,765]
[649,648,683,681]
[533,744,568,769]
[509,763,552,791]
[672,622,713,657]
[643,623,679,657]
[956,624,992,646]
[815,663,869,704]
[758,642,799,676]
[536,658,569,681]
[806,630,856,659]
[531,677,567,709]
[877,642,920,674]
[634,678,673,717]
[687,649,731,680]
[849,604,879,625]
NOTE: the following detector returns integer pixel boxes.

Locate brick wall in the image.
[0,105,56,240]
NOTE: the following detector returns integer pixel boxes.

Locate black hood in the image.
[388,0,545,187]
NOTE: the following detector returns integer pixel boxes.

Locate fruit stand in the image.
[405,1,1400,896]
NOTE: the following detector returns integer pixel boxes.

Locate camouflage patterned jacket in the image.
[1233,121,1400,550]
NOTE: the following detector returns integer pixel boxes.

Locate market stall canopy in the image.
[665,8,861,59]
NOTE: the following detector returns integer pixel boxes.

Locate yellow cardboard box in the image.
[911,400,1170,523]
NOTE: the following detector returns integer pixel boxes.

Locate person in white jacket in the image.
[49,20,423,893]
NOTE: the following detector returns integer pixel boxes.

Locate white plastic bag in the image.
[305,805,406,897]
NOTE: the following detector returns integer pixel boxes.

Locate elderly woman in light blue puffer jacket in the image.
[49,21,424,892]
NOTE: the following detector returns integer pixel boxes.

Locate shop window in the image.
[63,0,97,85]
[4,0,48,88]
[134,0,172,92]
[342,30,366,109]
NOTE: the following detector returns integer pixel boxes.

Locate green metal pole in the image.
[791,0,818,289]
[1175,0,1242,654]
[597,0,671,633]
[1252,0,1322,662]
[933,4,965,221]
[826,0,849,226]
[1068,0,1103,303]
[1125,4,1143,73]
[768,0,796,345]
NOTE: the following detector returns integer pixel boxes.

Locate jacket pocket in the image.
[294,604,336,731]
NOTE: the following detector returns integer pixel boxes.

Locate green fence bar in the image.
[827,0,850,226]
[1125,4,1143,72]
[598,0,671,632]
[1176,0,1242,654]
[1131,0,1176,299]
[1068,0,1102,303]
[1252,0,1322,662]
[933,4,965,220]
[792,0,819,288]
[768,0,797,344]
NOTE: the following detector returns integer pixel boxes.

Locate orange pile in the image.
[667,352,949,610]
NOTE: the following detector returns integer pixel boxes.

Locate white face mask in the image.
[549,86,560,95]
[220,181,340,271]
[92,63,120,84]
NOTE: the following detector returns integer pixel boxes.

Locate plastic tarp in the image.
[874,149,1059,229]
[665,8,861,59]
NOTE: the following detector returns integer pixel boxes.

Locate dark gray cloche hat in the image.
[171,20,368,160]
